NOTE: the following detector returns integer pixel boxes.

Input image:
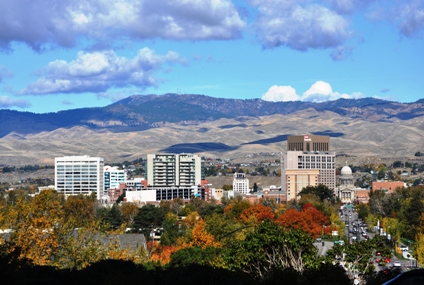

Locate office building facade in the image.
[282,134,336,200]
[146,153,204,187]
[287,134,330,152]
[233,172,249,194]
[55,155,104,198]
[104,166,127,191]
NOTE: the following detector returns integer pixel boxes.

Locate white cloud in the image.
[250,1,351,50]
[262,85,300,102]
[0,96,31,108]
[0,0,245,51]
[20,48,183,95]
[304,81,333,96]
[262,80,364,102]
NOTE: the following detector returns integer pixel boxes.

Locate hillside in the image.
[1,94,424,138]
[0,111,423,167]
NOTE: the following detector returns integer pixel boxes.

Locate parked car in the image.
[393,261,401,267]
[400,245,408,251]
[316,237,322,242]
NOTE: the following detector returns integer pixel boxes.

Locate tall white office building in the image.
[104,166,127,191]
[55,155,104,198]
[233,172,249,195]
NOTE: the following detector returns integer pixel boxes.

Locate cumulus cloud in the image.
[0,0,245,51]
[0,96,31,108]
[250,0,351,51]
[262,80,364,102]
[262,85,300,102]
[398,1,424,37]
[20,48,183,95]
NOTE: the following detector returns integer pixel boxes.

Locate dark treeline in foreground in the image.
[0,255,403,285]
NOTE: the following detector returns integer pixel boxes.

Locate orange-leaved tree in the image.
[189,218,221,249]
[149,243,183,265]
[276,206,328,238]
[239,203,275,224]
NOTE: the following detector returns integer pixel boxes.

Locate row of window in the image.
[298,163,335,169]
[57,166,100,169]
[297,156,334,162]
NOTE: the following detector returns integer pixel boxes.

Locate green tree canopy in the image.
[298,184,334,203]
[228,220,320,277]
[132,204,165,236]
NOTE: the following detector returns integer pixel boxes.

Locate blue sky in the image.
[0,0,423,113]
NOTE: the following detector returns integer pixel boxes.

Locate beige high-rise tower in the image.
[282,134,336,200]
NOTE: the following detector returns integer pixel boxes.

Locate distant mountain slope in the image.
[0,94,423,138]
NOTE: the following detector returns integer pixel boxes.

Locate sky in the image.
[0,0,423,114]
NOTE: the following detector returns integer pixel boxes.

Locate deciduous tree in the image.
[231,220,319,278]
[239,203,274,224]
[120,202,139,225]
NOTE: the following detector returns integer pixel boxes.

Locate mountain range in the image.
[1,94,424,166]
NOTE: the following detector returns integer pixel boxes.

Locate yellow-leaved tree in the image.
[414,232,424,267]
[6,190,66,265]
[189,218,220,249]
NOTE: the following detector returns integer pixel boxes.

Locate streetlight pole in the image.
[346,213,349,242]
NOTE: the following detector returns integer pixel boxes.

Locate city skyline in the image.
[0,0,423,114]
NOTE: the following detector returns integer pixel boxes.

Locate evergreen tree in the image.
[132,204,165,237]
[106,204,123,230]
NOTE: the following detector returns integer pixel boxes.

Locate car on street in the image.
[400,245,408,251]
[316,237,322,242]
[393,261,401,267]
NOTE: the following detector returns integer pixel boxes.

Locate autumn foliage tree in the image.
[189,218,220,249]
[5,190,65,265]
[239,203,275,224]
[276,204,329,238]
[63,194,96,228]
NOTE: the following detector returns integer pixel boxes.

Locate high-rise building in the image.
[233,172,249,194]
[104,166,127,191]
[287,134,330,152]
[282,134,336,200]
[146,153,204,187]
[55,155,104,198]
